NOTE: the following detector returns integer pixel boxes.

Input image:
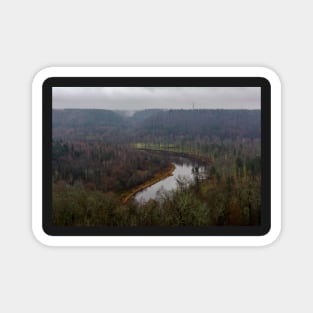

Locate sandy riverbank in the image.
[122,163,176,204]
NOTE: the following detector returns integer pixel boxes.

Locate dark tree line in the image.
[53,140,169,193]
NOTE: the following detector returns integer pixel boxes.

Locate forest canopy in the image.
[52,108,261,227]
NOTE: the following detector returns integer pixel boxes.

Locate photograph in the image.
[51,86,262,228]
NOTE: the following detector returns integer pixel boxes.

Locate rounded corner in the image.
[256,66,282,89]
[260,223,271,236]
[32,67,58,90]
[32,224,54,247]
[258,224,281,247]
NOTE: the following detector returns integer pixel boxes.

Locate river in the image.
[134,160,207,202]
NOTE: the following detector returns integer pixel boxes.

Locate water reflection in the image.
[134,160,207,202]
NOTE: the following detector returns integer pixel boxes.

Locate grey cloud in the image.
[53,87,260,110]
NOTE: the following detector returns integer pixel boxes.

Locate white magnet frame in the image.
[32,67,281,246]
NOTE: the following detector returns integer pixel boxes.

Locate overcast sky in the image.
[53,87,260,110]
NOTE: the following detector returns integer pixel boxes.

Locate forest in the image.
[52,108,261,227]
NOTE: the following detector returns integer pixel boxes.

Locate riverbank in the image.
[121,163,176,204]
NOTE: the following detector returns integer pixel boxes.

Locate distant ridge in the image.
[52,109,126,127]
[52,108,261,139]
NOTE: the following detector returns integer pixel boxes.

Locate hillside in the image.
[52,109,126,128]
[137,109,261,139]
[53,109,261,141]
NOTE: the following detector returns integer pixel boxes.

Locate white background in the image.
[0,0,310,312]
